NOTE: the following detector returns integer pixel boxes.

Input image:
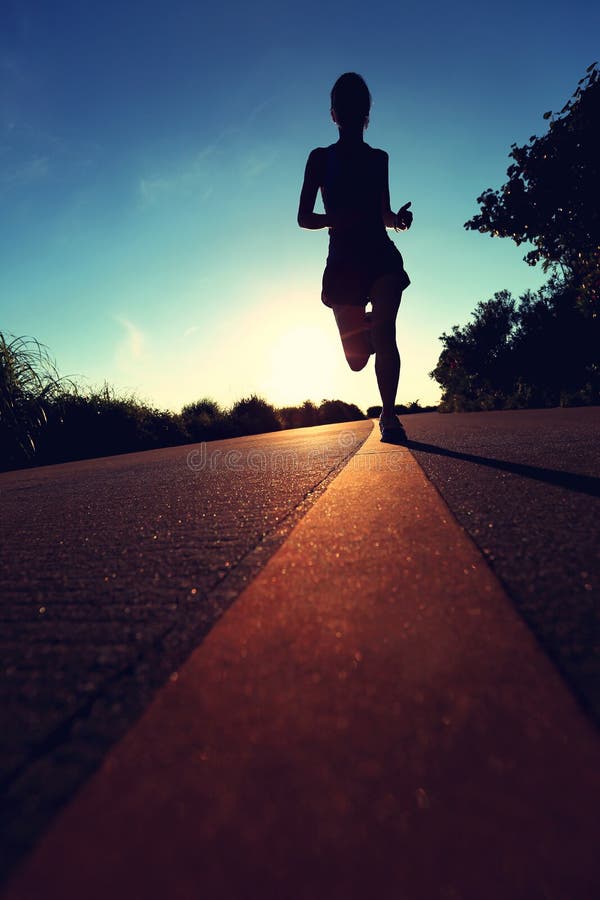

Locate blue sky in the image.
[1,0,598,411]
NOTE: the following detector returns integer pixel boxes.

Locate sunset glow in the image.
[1,1,596,413]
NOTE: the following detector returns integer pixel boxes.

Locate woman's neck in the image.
[336,127,365,146]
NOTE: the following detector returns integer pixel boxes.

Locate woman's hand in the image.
[395,201,413,231]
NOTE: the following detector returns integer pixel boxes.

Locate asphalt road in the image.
[0,420,371,880]
[402,406,599,723]
[1,407,598,883]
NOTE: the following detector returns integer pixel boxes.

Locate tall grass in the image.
[0,332,72,467]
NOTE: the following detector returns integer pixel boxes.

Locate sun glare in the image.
[266,321,338,407]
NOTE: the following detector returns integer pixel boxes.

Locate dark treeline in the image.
[431,276,600,412]
[432,61,599,412]
[0,332,433,472]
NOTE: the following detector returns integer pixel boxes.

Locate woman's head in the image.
[330,72,371,130]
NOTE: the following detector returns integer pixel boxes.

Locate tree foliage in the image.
[277,400,319,429]
[181,397,228,440]
[464,62,600,311]
[430,278,600,411]
[229,395,282,435]
[316,399,365,424]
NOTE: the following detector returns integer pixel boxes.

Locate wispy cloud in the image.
[0,116,100,198]
[240,145,279,180]
[114,315,144,362]
[138,134,279,207]
[0,154,48,188]
[137,130,237,207]
[138,157,215,205]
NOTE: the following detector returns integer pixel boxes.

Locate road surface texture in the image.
[402,407,599,723]
[0,421,372,880]
[2,415,598,900]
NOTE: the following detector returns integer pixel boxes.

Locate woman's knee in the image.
[333,305,372,370]
[347,351,370,371]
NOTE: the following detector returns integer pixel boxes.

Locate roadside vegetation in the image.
[432,62,600,411]
[0,333,433,471]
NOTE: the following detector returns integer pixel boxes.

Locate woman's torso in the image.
[320,141,389,254]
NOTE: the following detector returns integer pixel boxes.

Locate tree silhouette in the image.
[431,279,600,411]
[465,62,599,313]
[430,291,517,411]
[181,397,228,440]
[317,399,365,424]
[229,395,281,435]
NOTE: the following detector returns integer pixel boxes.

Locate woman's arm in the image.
[380,151,397,229]
[298,149,330,229]
[379,150,413,230]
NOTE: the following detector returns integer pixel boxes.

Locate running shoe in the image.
[379,416,407,444]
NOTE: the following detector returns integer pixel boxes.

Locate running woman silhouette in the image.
[297,72,413,442]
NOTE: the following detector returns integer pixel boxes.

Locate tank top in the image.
[321,142,389,256]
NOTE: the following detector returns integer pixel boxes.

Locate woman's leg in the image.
[332,304,372,371]
[369,273,403,421]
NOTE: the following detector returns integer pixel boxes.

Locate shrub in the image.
[317,399,366,424]
[277,400,320,429]
[181,397,228,440]
[36,384,187,464]
[229,395,281,436]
